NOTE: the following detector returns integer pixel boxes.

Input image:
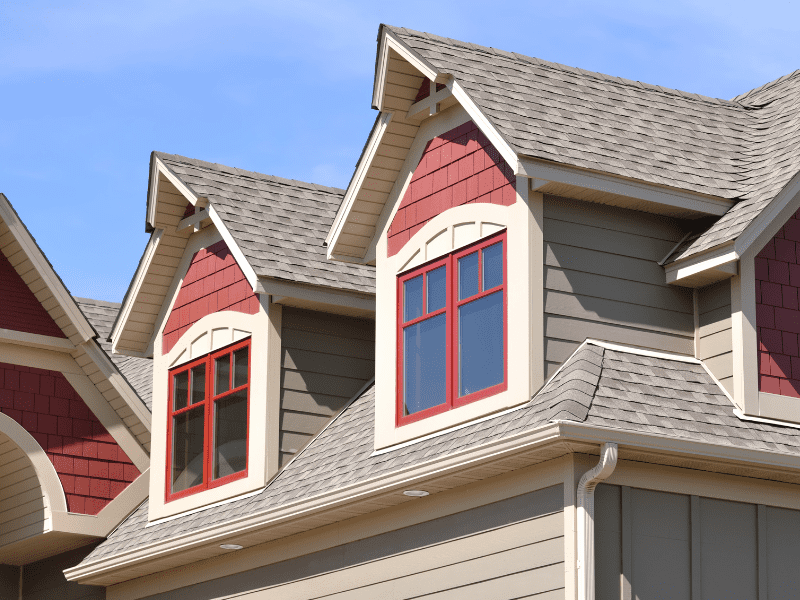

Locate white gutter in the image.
[577,442,618,600]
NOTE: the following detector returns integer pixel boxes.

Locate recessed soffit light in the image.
[403,490,429,497]
[220,543,243,550]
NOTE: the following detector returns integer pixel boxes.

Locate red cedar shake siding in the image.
[0,250,65,338]
[387,120,517,257]
[0,363,140,515]
[756,209,800,397]
[162,240,260,354]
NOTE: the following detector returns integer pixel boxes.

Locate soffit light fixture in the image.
[403,490,429,497]
[220,543,243,550]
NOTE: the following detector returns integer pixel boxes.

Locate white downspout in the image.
[577,442,618,600]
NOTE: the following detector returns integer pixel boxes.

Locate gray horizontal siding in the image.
[21,543,104,600]
[544,196,694,376]
[143,485,564,600]
[697,279,733,393]
[280,308,375,466]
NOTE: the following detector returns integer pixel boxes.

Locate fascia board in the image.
[517,157,734,217]
[81,340,152,431]
[373,30,438,111]
[0,194,97,343]
[557,421,800,473]
[326,112,393,255]
[664,241,739,284]
[111,229,163,354]
[256,277,375,313]
[735,169,800,261]
[206,204,259,291]
[63,423,564,584]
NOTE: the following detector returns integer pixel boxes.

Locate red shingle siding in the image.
[387,120,516,257]
[0,363,139,515]
[162,240,260,354]
[756,210,800,397]
[0,250,65,338]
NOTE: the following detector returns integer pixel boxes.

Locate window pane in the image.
[173,371,188,411]
[427,266,447,313]
[233,347,249,388]
[459,290,504,396]
[404,275,423,322]
[191,364,205,405]
[483,241,503,291]
[213,390,248,479]
[458,252,479,300]
[215,353,230,395]
[403,313,447,415]
[171,407,204,493]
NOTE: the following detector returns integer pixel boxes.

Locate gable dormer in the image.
[327,25,742,450]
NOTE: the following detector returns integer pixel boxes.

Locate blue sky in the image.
[1,0,799,302]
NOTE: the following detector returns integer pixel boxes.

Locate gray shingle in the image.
[79,341,800,568]
[154,153,375,295]
[76,297,153,411]
[385,25,800,263]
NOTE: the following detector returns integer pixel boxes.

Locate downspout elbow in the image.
[577,442,618,600]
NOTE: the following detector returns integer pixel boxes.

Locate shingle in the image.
[154,153,375,295]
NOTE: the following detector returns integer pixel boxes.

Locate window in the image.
[167,339,250,501]
[397,231,506,425]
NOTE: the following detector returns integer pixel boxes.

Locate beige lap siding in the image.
[138,485,564,600]
[0,432,46,548]
[279,308,375,466]
[697,279,734,393]
[543,196,694,376]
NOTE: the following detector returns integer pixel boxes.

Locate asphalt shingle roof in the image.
[79,342,800,566]
[76,298,153,411]
[385,26,800,262]
[155,153,375,294]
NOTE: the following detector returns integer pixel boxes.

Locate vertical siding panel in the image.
[594,483,622,600]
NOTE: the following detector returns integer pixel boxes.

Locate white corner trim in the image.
[206,204,259,291]
[577,443,618,600]
[111,229,163,353]
[450,80,518,173]
[0,411,67,516]
[81,340,152,431]
[585,339,699,363]
[326,111,393,254]
[0,327,74,352]
[0,194,96,342]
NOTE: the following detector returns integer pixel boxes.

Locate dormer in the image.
[111,153,376,521]
[327,25,744,450]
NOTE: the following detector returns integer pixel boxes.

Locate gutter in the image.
[65,420,800,584]
[577,443,618,600]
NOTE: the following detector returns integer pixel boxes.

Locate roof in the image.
[76,298,153,411]
[155,153,376,294]
[78,341,800,567]
[384,25,800,262]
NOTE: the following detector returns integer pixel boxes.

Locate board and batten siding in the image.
[543,196,694,376]
[595,484,800,599]
[279,308,375,466]
[141,485,565,600]
[0,431,47,549]
[697,279,734,394]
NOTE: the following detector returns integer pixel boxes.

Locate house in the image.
[3,22,800,599]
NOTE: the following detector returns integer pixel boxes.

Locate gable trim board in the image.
[0,327,75,353]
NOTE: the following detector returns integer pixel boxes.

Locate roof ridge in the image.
[153,152,346,197]
[386,25,737,108]
[75,296,122,309]
[732,69,800,104]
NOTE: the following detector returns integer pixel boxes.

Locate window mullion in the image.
[204,355,213,490]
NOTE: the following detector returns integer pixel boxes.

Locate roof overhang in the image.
[65,412,800,586]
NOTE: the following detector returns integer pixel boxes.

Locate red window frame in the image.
[166,338,250,502]
[396,230,507,426]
